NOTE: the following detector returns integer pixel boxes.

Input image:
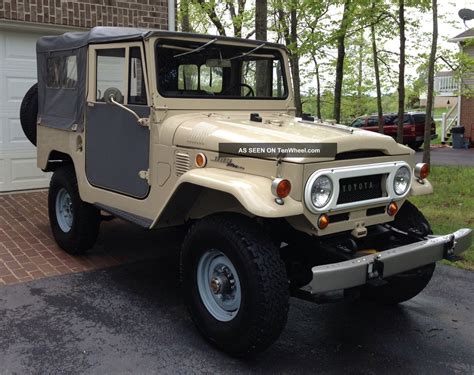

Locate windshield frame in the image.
[154,38,290,101]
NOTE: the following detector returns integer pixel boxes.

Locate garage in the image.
[0,28,60,192]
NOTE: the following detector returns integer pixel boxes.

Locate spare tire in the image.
[20,83,38,146]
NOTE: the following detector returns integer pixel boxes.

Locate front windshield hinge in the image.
[154,105,169,123]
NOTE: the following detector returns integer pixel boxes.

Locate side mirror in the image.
[103,87,124,104]
[102,87,148,128]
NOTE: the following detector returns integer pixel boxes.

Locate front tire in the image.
[181,214,289,357]
[48,166,100,255]
[362,201,436,305]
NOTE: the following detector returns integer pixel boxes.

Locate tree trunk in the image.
[290,6,302,116]
[333,0,351,123]
[180,0,191,32]
[371,3,383,133]
[357,30,363,115]
[255,0,269,96]
[423,0,438,164]
[313,55,322,120]
[397,0,406,144]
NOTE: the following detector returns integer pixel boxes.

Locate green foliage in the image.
[411,166,474,271]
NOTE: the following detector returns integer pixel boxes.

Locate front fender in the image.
[151,168,303,227]
[410,178,433,196]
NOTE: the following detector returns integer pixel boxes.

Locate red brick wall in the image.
[459,96,474,144]
[0,0,168,30]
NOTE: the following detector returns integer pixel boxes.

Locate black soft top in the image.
[36,26,284,53]
[35,27,285,132]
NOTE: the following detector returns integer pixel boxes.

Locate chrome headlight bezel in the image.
[310,175,333,209]
[393,166,411,195]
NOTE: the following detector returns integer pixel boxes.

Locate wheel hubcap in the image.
[197,250,241,322]
[55,188,73,233]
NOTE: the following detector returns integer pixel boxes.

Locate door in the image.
[85,44,150,199]
[0,29,52,192]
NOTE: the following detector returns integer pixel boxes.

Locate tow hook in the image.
[443,234,456,260]
[366,255,386,286]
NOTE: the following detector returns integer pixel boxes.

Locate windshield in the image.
[156,39,288,100]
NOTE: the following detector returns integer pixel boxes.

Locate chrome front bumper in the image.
[301,228,472,294]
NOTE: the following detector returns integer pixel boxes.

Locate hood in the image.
[165,112,412,162]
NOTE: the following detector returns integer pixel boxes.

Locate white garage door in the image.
[0,29,51,192]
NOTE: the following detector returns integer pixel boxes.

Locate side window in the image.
[178,65,198,90]
[367,117,378,126]
[96,48,126,103]
[46,55,77,89]
[350,118,364,128]
[128,47,147,105]
[64,56,77,88]
[46,57,62,88]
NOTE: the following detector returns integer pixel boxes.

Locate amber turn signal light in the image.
[195,153,207,168]
[271,178,291,198]
[387,202,398,216]
[317,214,329,229]
[414,163,430,180]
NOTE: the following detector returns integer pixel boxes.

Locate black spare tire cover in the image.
[20,83,38,146]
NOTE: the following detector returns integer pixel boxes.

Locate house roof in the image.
[449,28,474,43]
[36,26,284,53]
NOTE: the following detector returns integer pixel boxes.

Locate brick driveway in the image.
[0,191,177,286]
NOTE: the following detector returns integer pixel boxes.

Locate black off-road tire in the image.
[362,201,436,305]
[48,165,101,255]
[181,214,289,357]
[408,141,423,151]
[20,83,38,146]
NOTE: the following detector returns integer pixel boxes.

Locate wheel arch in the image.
[42,150,74,172]
[151,168,304,228]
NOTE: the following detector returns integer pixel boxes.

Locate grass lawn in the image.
[410,166,474,271]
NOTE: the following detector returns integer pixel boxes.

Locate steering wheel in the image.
[223,83,255,97]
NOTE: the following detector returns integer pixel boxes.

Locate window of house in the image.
[128,47,147,105]
[96,48,126,103]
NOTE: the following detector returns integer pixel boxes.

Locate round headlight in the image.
[311,175,333,208]
[393,166,411,195]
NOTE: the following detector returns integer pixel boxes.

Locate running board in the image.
[94,203,153,228]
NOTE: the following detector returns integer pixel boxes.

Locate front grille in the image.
[337,174,384,204]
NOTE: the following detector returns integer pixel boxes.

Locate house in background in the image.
[0,0,171,192]
[440,28,474,146]
[420,71,458,109]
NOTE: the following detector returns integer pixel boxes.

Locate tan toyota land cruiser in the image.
[20,27,471,357]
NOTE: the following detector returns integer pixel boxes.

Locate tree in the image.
[276,0,303,116]
[423,0,437,164]
[396,0,406,144]
[333,0,352,123]
[370,1,384,133]
[255,0,269,96]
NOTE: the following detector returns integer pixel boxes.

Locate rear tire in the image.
[48,165,100,255]
[408,141,423,151]
[20,83,38,146]
[362,201,436,305]
[181,214,289,357]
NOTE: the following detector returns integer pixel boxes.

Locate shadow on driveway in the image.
[1,248,473,374]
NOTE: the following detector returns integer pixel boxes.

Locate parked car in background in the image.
[350,112,437,150]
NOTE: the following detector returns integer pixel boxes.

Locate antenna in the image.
[459,8,474,27]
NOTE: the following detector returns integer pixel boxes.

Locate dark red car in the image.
[350,112,437,150]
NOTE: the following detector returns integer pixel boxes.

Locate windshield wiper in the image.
[173,38,218,58]
[228,43,266,60]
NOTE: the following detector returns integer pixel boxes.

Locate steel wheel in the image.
[196,249,241,322]
[55,188,73,233]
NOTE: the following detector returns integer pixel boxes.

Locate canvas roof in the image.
[36,26,285,53]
